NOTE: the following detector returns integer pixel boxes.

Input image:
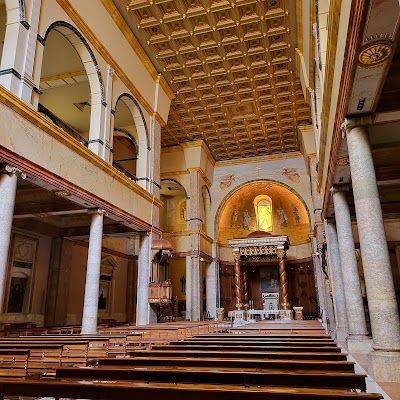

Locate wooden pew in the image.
[193,334,334,340]
[0,378,383,399]
[55,366,368,391]
[126,349,347,363]
[92,356,356,372]
[0,349,29,377]
[154,344,342,353]
[171,340,340,348]
[0,340,89,372]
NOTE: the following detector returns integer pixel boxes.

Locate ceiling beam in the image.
[40,70,86,83]
[61,223,140,239]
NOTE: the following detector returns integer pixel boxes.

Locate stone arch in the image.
[214,179,312,239]
[43,21,104,103]
[113,93,149,186]
[37,21,107,150]
[160,178,188,231]
[113,93,149,148]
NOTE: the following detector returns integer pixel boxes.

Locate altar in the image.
[228,309,293,325]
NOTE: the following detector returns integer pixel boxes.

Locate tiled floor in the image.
[351,353,400,400]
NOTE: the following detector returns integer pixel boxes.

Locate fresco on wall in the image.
[217,181,310,246]
[278,207,288,227]
[220,174,235,189]
[292,205,300,225]
[230,208,238,228]
[242,210,251,229]
[281,167,300,182]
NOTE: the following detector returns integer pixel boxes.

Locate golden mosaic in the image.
[125,0,311,160]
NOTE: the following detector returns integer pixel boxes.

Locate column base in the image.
[346,335,373,354]
[336,329,349,347]
[368,350,400,383]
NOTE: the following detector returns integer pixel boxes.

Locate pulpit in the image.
[148,239,173,306]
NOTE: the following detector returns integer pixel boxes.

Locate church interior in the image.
[0,0,400,398]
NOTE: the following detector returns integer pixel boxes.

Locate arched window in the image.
[254,195,273,232]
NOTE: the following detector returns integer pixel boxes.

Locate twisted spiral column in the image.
[278,248,289,309]
[242,267,249,306]
[233,251,242,309]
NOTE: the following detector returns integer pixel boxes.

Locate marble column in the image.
[346,122,400,381]
[190,255,201,320]
[205,261,218,319]
[187,169,202,320]
[309,156,332,323]
[206,241,219,319]
[324,220,349,344]
[233,252,242,308]
[136,234,151,326]
[81,210,104,334]
[277,248,289,309]
[324,278,336,338]
[332,188,371,353]
[0,166,18,312]
[185,255,192,320]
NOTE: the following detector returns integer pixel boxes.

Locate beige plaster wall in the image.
[0,4,6,63]
[31,234,52,315]
[66,244,129,324]
[319,1,352,205]
[162,195,187,233]
[169,258,186,302]
[0,229,52,326]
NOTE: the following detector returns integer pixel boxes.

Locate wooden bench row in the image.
[0,378,384,400]
[55,366,368,391]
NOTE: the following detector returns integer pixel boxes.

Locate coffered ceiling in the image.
[121,0,311,161]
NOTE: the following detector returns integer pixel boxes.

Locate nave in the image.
[0,320,386,399]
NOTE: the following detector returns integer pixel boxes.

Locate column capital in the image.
[277,247,286,259]
[107,64,115,77]
[341,117,373,135]
[87,208,106,216]
[330,185,350,195]
[0,164,25,177]
[233,251,240,262]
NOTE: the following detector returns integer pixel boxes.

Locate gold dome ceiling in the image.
[125,0,311,161]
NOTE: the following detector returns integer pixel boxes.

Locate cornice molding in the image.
[319,0,367,217]
[56,0,167,126]
[163,230,214,244]
[215,151,303,167]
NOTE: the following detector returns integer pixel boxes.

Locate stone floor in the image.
[351,353,400,400]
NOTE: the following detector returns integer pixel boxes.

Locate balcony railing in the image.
[112,161,137,182]
[38,103,89,147]
[39,103,139,183]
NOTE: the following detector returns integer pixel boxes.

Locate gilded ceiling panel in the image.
[126,0,311,160]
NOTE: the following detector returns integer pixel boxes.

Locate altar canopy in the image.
[228,233,290,310]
